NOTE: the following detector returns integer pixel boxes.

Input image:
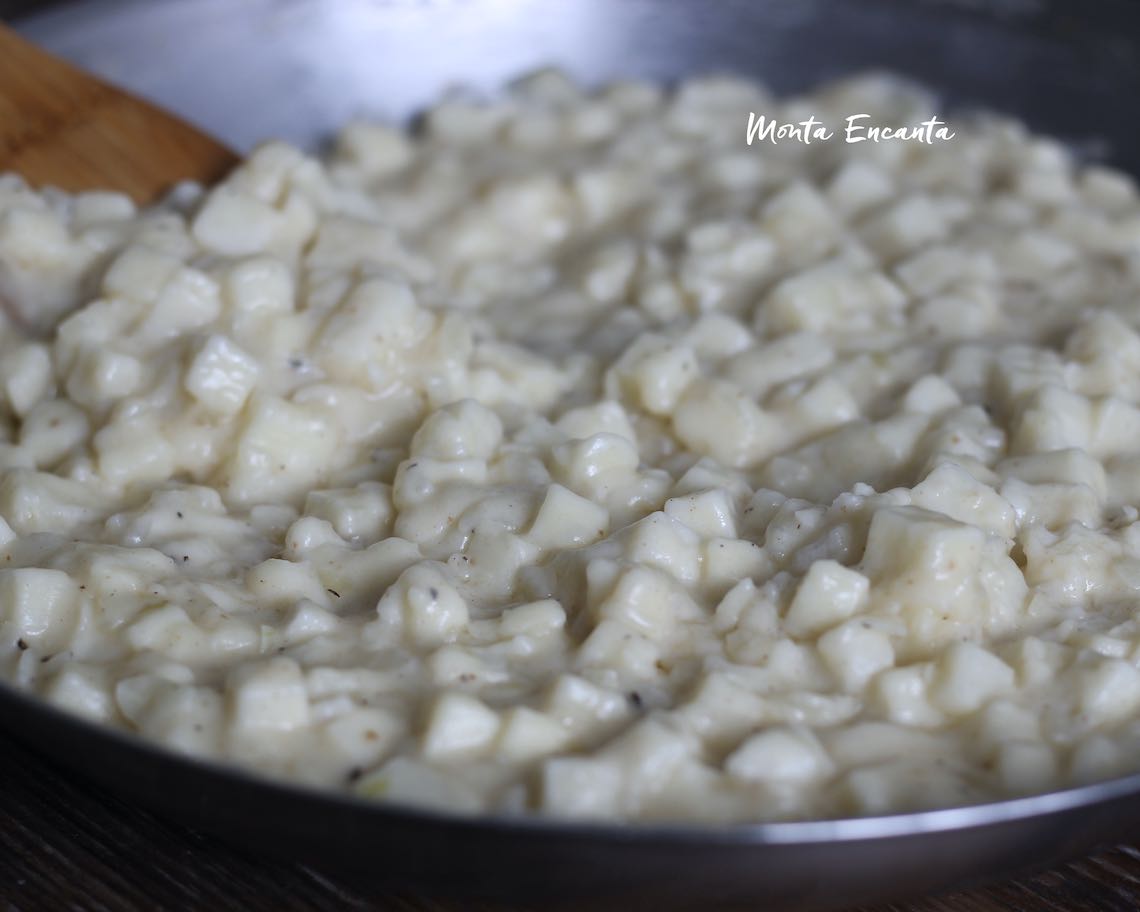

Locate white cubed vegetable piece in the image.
[324,707,403,767]
[192,189,281,256]
[101,245,181,301]
[725,726,834,782]
[94,418,176,487]
[1078,660,1140,728]
[495,707,569,763]
[225,256,295,319]
[817,619,895,692]
[543,673,629,735]
[783,560,870,638]
[336,122,414,176]
[410,399,503,461]
[0,344,52,416]
[499,599,566,638]
[376,563,468,648]
[910,462,1017,538]
[66,349,143,408]
[551,433,639,492]
[527,484,609,549]
[995,741,1057,793]
[303,483,393,543]
[422,691,500,760]
[626,343,700,416]
[141,267,222,337]
[357,757,483,813]
[139,685,224,756]
[541,756,624,818]
[19,400,88,467]
[593,565,700,636]
[860,506,1027,652]
[227,658,310,733]
[0,567,80,652]
[282,601,341,645]
[664,488,737,539]
[624,513,701,583]
[245,558,330,609]
[869,664,945,727]
[223,396,339,505]
[929,642,1016,715]
[44,664,114,721]
[184,335,260,415]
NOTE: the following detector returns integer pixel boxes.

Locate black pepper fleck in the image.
[16,639,27,651]
[176,512,183,518]
[429,587,439,600]
[327,588,341,598]
[628,691,643,709]
[347,766,364,783]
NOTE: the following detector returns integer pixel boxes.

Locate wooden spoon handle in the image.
[0,23,238,202]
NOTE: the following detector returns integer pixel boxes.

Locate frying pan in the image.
[9,0,1140,908]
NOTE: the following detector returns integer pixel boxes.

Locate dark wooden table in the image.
[0,730,1136,912]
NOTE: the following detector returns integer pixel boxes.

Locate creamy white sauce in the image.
[2,71,1140,822]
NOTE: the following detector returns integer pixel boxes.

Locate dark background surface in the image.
[3,0,1140,909]
[2,0,42,20]
[2,727,1139,911]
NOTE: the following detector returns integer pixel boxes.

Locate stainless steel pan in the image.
[9,1,1140,907]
